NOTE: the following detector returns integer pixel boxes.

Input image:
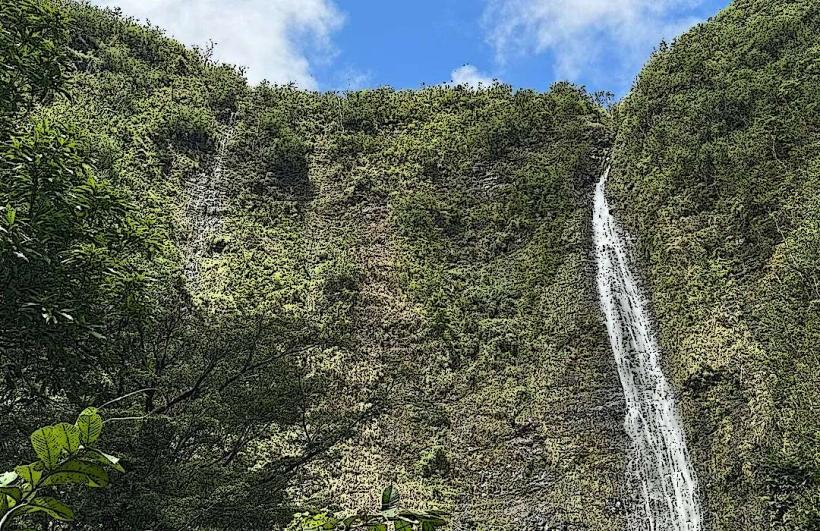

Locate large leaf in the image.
[24,497,74,521]
[380,484,400,510]
[76,407,103,445]
[83,449,124,473]
[54,423,80,454]
[15,463,43,486]
[30,426,63,469]
[394,521,413,531]
[0,471,17,486]
[42,460,109,488]
[0,486,22,502]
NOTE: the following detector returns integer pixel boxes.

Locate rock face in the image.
[610,0,820,527]
[11,0,815,528]
[594,165,702,530]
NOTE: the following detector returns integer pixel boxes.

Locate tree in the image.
[0,0,70,133]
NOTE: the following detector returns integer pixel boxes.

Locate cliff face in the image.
[4,0,817,529]
[186,78,631,530]
[16,3,630,529]
[611,0,820,528]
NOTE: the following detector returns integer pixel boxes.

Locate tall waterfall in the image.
[183,113,235,287]
[593,166,703,531]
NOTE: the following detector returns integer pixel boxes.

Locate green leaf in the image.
[5,206,15,225]
[394,521,413,531]
[30,423,79,468]
[42,460,109,488]
[15,463,43,486]
[0,486,22,502]
[83,449,124,473]
[420,517,447,529]
[380,484,400,511]
[31,426,63,469]
[24,497,74,521]
[341,515,361,526]
[76,407,103,445]
[55,423,80,454]
[0,471,17,486]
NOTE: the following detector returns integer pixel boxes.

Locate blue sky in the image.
[89,0,731,97]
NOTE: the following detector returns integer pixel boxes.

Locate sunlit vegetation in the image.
[2,0,818,529]
[289,485,447,530]
[1,1,628,529]
[611,0,819,528]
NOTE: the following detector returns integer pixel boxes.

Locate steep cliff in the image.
[2,0,818,529]
[2,2,630,529]
[611,0,820,528]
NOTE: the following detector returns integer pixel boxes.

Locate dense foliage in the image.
[3,0,817,529]
[289,485,447,530]
[2,1,627,529]
[278,85,626,530]
[611,0,820,529]
[0,408,122,529]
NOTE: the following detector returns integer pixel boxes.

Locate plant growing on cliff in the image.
[290,484,448,530]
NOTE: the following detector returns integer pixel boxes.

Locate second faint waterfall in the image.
[593,166,703,531]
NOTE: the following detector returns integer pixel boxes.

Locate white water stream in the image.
[183,114,235,287]
[593,166,703,531]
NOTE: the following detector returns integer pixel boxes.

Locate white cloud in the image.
[483,0,704,84]
[88,0,344,89]
[450,64,496,88]
[336,66,373,91]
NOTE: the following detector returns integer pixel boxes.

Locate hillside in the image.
[0,0,818,530]
[611,0,820,528]
[2,1,628,529]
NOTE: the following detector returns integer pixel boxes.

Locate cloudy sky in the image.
[88,0,730,96]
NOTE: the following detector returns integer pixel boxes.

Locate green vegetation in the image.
[611,0,820,528]
[2,1,627,529]
[0,408,122,529]
[289,485,447,530]
[287,84,626,530]
[2,0,818,529]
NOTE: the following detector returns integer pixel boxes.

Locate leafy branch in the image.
[0,408,123,529]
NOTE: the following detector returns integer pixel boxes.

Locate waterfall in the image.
[593,165,703,530]
[183,113,235,287]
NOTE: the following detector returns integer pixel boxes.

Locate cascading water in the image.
[593,165,703,531]
[183,113,235,286]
